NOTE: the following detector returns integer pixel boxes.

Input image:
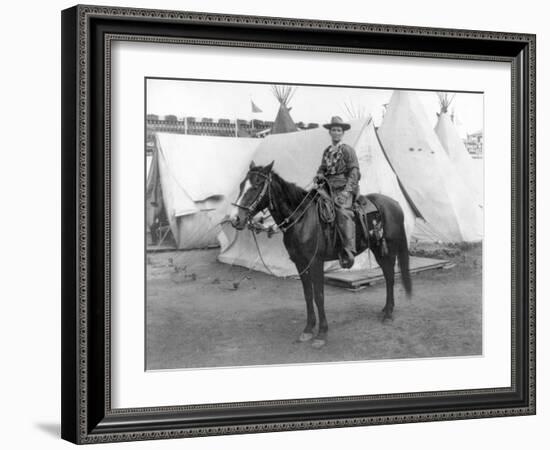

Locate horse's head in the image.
[230,160,274,230]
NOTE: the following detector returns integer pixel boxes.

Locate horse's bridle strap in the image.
[236,169,317,233]
[246,171,272,214]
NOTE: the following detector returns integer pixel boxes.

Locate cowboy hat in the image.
[323,116,351,131]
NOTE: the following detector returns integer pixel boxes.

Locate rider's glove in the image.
[335,191,350,206]
[313,173,325,186]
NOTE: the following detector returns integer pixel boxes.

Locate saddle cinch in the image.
[316,188,387,252]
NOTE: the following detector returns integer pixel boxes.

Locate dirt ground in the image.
[146,244,482,370]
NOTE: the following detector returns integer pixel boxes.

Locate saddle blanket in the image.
[355,195,379,215]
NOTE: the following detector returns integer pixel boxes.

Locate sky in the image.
[147,78,483,137]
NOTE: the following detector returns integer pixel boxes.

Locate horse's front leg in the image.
[311,260,328,349]
[296,261,315,343]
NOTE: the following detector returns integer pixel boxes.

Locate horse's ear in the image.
[264,160,274,173]
[249,160,256,170]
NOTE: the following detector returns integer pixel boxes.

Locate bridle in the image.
[232,168,323,278]
[232,169,274,220]
[233,168,321,232]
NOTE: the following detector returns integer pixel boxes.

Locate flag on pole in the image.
[251,100,263,113]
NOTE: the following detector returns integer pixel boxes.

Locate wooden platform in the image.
[146,243,220,253]
[146,244,178,253]
[325,256,451,290]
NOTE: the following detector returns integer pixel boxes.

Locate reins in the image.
[237,169,322,278]
[236,169,320,233]
[250,224,320,278]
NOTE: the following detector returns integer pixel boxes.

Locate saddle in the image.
[354,195,386,251]
[315,187,386,251]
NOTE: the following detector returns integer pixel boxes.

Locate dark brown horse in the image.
[230,161,412,348]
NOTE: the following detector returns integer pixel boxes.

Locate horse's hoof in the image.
[311,339,326,349]
[382,313,393,322]
[297,332,314,342]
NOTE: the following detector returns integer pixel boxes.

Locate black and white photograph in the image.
[54,1,537,446]
[145,79,484,370]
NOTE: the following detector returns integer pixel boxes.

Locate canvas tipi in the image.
[217,118,419,276]
[270,85,298,134]
[378,90,483,243]
[147,133,259,250]
[344,99,368,120]
[434,92,483,207]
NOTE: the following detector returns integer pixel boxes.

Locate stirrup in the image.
[339,249,355,269]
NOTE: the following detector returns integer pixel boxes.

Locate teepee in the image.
[344,99,368,120]
[217,118,420,276]
[378,90,483,243]
[271,85,298,134]
[434,92,483,207]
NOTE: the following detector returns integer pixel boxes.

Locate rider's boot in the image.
[337,207,356,269]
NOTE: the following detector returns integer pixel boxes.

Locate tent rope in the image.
[245,175,322,277]
[149,225,172,251]
[414,218,448,242]
[250,223,321,279]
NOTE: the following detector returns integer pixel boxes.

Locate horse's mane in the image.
[270,171,308,208]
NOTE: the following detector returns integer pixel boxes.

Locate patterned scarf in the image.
[323,143,344,175]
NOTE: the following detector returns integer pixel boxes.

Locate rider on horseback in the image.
[313,116,361,269]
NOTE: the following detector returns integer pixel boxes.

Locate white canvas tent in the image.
[378,90,483,243]
[147,133,259,250]
[217,118,420,276]
[146,154,153,176]
[434,93,483,207]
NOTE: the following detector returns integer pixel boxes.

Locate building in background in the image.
[146,114,319,154]
[464,131,483,159]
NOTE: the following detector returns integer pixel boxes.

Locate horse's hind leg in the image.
[381,252,397,321]
[296,262,315,342]
[311,261,328,349]
[372,246,396,321]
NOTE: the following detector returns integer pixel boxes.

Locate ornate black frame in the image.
[61,4,536,444]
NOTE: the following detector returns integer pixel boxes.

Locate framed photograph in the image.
[61,4,536,444]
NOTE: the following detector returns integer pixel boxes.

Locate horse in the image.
[230,161,412,349]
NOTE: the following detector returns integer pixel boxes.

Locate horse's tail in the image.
[397,228,412,298]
